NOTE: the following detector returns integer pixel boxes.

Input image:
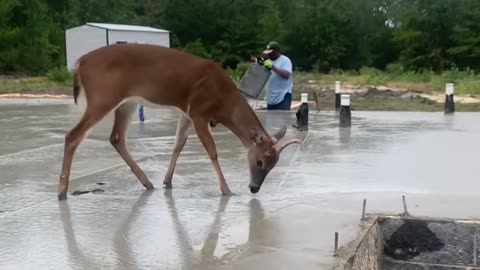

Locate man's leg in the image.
[276,93,292,110]
[284,92,292,110]
[267,92,291,110]
[267,103,279,110]
[267,100,282,110]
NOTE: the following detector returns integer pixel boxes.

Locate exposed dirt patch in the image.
[297,81,480,104]
[385,82,433,92]
[0,92,72,99]
[384,220,444,260]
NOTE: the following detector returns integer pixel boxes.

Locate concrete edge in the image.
[332,215,382,270]
[332,214,480,270]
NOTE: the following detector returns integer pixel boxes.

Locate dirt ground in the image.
[2,80,480,112]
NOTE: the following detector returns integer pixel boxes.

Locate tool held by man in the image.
[238,57,273,99]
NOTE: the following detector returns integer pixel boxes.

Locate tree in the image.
[448,0,480,70]
[0,0,21,72]
[0,0,58,74]
[284,0,353,71]
[391,0,458,72]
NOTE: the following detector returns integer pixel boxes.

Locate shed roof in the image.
[86,22,169,33]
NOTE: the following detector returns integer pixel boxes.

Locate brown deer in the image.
[58,44,302,200]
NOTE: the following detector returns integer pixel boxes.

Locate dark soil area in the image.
[308,89,480,112]
[384,220,444,260]
[381,218,480,270]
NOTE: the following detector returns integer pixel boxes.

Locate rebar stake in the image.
[334,232,339,255]
[402,195,410,216]
[361,199,367,220]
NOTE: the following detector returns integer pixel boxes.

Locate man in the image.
[260,41,293,110]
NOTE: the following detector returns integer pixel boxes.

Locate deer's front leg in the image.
[192,119,234,196]
[164,114,192,188]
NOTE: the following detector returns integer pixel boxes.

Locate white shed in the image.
[65,22,170,70]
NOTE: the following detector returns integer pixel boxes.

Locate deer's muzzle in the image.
[249,185,260,193]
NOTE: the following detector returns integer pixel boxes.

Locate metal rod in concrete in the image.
[313,92,319,111]
[402,195,409,216]
[444,83,455,115]
[334,232,339,254]
[474,231,478,265]
[361,199,367,220]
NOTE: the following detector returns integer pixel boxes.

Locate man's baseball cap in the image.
[263,41,280,54]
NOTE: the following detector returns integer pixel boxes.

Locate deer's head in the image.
[247,126,302,193]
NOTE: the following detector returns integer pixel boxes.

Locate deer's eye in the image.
[257,160,263,167]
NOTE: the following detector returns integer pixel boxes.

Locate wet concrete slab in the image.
[1,99,480,269]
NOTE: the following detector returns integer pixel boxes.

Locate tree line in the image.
[0,0,479,75]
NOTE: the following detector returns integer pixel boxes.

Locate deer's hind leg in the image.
[110,101,154,190]
[163,114,192,188]
[58,104,113,200]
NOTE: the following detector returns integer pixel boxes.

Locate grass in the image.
[1,66,478,96]
[0,66,72,95]
[0,76,70,94]
[311,91,480,112]
[291,67,480,96]
[1,65,479,111]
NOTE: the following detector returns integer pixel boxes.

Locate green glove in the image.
[263,59,273,70]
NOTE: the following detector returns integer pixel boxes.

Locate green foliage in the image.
[386,63,404,75]
[390,0,460,72]
[447,0,480,70]
[182,39,212,59]
[258,4,286,46]
[359,67,382,76]
[47,66,72,83]
[1,0,480,77]
[0,0,60,74]
[225,62,252,82]
[236,62,251,77]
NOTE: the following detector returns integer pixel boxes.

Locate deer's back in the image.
[75,44,237,113]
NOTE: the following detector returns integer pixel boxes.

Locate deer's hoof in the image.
[144,183,154,190]
[58,193,67,201]
[221,190,235,196]
[163,182,173,189]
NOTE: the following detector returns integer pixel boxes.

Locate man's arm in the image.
[270,57,292,80]
[272,65,291,79]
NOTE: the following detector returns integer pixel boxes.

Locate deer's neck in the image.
[220,93,270,148]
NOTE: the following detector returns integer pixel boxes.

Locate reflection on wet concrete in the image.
[60,201,98,270]
[1,101,480,269]
[60,194,144,270]
[338,127,351,145]
[165,190,231,269]
[112,191,154,270]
